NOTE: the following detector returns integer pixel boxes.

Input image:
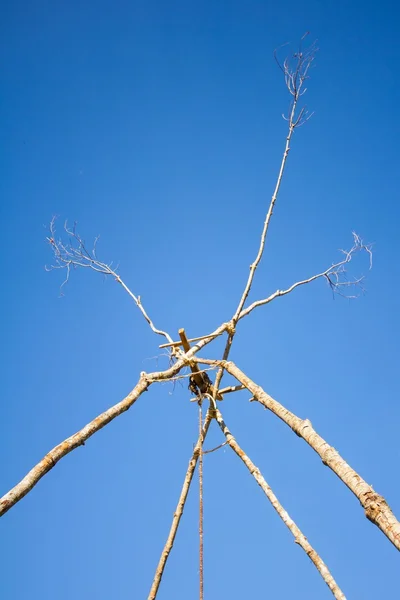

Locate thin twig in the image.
[239,233,372,319]
[214,408,346,600]
[203,441,228,455]
[233,41,315,323]
[46,217,174,344]
[148,410,213,600]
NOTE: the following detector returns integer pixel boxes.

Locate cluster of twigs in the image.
[46,218,173,343]
[1,35,397,600]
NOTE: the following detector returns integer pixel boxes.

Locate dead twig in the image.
[219,384,245,395]
[46,217,174,344]
[239,232,372,319]
[203,441,228,455]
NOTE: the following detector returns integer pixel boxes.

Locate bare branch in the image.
[46,217,174,344]
[203,441,228,454]
[209,360,400,552]
[234,35,318,322]
[159,332,223,349]
[219,384,246,395]
[214,408,346,600]
[193,358,225,368]
[0,324,229,517]
[274,33,318,126]
[211,36,318,400]
[148,410,213,600]
[1,373,149,517]
[239,233,373,319]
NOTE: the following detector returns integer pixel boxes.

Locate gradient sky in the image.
[1,1,399,598]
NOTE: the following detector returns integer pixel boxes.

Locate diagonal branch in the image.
[209,359,400,552]
[0,374,150,516]
[46,217,174,344]
[239,232,372,320]
[0,324,230,517]
[234,37,317,322]
[148,410,213,600]
[218,384,245,395]
[212,37,318,398]
[214,407,346,600]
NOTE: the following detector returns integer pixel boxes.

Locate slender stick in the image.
[47,218,174,343]
[212,44,316,398]
[219,385,245,395]
[214,408,346,600]
[239,233,372,320]
[199,404,204,600]
[148,411,213,600]
[116,275,174,343]
[233,97,298,323]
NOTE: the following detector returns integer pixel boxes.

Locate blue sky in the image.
[1,1,399,598]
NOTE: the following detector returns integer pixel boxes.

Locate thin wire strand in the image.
[199,403,204,600]
[147,410,213,600]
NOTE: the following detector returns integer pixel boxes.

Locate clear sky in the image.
[1,1,399,598]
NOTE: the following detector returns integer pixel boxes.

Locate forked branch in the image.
[212,36,318,397]
[214,408,346,599]
[234,34,317,322]
[46,217,174,343]
[239,232,372,319]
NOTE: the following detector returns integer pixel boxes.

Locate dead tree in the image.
[1,35,397,600]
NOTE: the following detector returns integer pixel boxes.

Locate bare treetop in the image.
[274,32,318,126]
